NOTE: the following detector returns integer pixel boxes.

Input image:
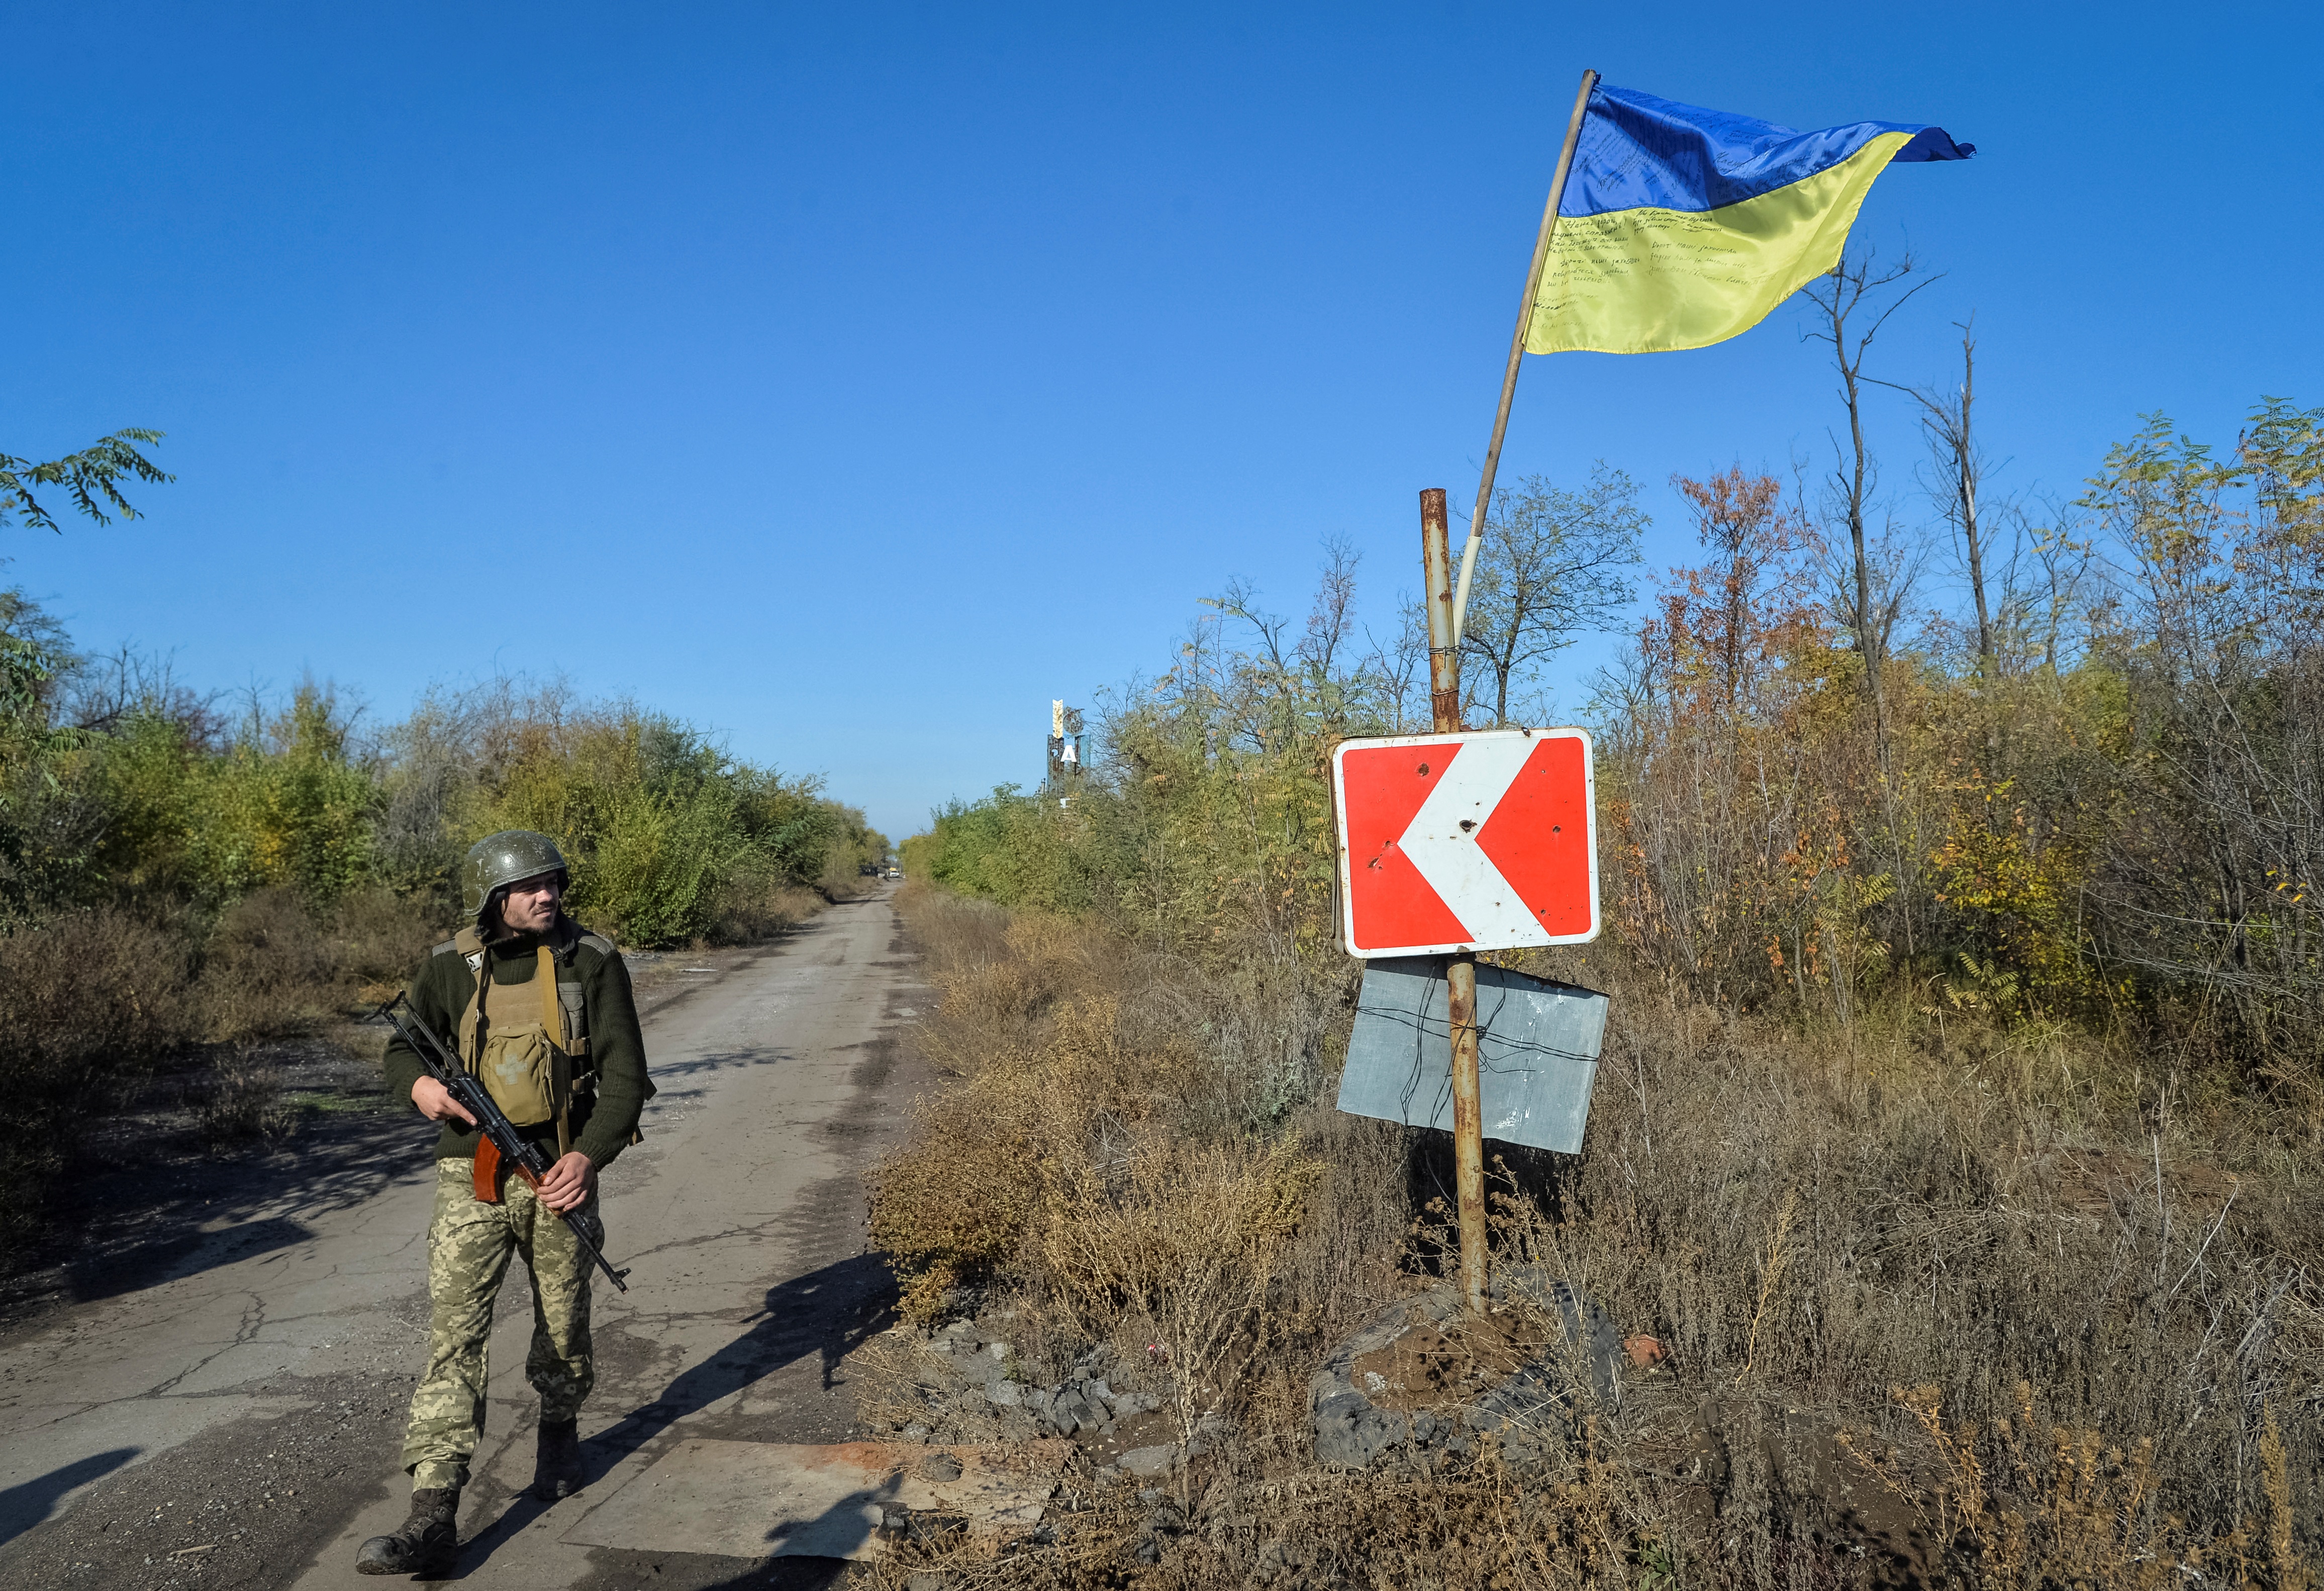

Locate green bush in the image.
[466,701,885,945]
[82,687,377,906]
[1,615,887,952]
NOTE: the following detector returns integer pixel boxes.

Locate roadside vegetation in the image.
[0,451,887,1263]
[878,373,2323,1584]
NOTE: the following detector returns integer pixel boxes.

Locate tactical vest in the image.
[442,919,606,1160]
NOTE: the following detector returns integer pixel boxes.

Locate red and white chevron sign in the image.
[1332,728,1599,956]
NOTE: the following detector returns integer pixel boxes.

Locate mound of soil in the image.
[1348,1307,1532,1415]
[1310,1268,1625,1469]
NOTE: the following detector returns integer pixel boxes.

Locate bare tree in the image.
[1457,467,1647,726]
[1868,318,2007,768]
[2011,501,2102,675]
[60,645,223,741]
[1881,319,1998,673]
[1799,248,1940,771]
[1584,639,1660,763]
[1201,539,1377,752]
[1355,598,1430,735]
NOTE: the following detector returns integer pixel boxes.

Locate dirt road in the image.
[0,893,924,1590]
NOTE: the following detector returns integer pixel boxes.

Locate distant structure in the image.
[1046,700,1086,790]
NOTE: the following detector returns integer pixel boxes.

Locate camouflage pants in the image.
[401,1159,598,1492]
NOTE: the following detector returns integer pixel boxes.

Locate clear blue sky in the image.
[5,3,2317,843]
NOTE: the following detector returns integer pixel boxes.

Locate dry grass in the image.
[0,885,441,1263]
[867,884,2324,1587]
[192,1049,298,1144]
[871,888,1400,1335]
[203,887,388,1040]
[1039,1136,1324,1446]
[711,880,826,943]
[0,907,199,1257]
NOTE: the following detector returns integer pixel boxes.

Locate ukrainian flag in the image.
[1528,84,1974,355]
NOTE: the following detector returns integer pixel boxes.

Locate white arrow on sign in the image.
[1333,726,1597,955]
[1396,734,1544,945]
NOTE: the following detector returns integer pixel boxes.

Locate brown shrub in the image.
[868,1083,1047,1322]
[871,884,2324,1583]
[875,885,1391,1419]
[0,884,445,1267]
[193,1050,296,1144]
[0,907,199,1064]
[895,881,1010,972]
[1037,1135,1324,1444]
[0,908,198,1259]
[326,885,444,993]
[869,986,1205,1323]
[709,881,823,944]
[200,887,340,1040]
[199,885,440,1040]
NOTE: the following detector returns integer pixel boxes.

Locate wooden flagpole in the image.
[1451,68,1598,648]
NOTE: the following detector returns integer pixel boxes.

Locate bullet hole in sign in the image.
[1416,763,1430,775]
[1459,820,1476,832]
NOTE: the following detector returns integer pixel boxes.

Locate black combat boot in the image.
[532,1419,584,1501]
[354,1486,459,1576]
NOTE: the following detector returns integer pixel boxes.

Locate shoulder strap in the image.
[540,943,575,1159]
[454,928,492,1070]
[537,946,561,1035]
[548,914,620,965]
[539,920,594,1068]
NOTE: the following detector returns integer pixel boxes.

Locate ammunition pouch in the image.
[454,921,596,1163]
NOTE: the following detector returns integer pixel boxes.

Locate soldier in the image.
[356,830,652,1577]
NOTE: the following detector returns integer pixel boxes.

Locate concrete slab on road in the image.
[558,1438,1060,1562]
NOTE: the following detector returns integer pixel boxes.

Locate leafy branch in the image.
[1,429,174,533]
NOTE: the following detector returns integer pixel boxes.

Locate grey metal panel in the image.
[1335,957,1608,1155]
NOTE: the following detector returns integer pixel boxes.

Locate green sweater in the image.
[380,916,651,1169]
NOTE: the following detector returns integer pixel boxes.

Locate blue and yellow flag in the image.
[1527,84,1973,355]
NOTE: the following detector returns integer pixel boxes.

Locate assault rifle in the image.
[373,991,632,1292]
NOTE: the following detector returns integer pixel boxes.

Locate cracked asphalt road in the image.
[0,892,925,1589]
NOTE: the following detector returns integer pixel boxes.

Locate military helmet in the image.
[461,829,570,918]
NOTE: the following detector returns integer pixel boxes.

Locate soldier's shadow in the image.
[594,1249,898,1452]
[449,1250,896,1579]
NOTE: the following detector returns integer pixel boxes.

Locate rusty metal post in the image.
[1420,488,1488,1315]
[1422,491,1461,730]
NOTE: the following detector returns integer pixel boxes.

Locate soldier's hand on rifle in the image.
[536,1152,597,1214]
[411,1075,478,1127]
